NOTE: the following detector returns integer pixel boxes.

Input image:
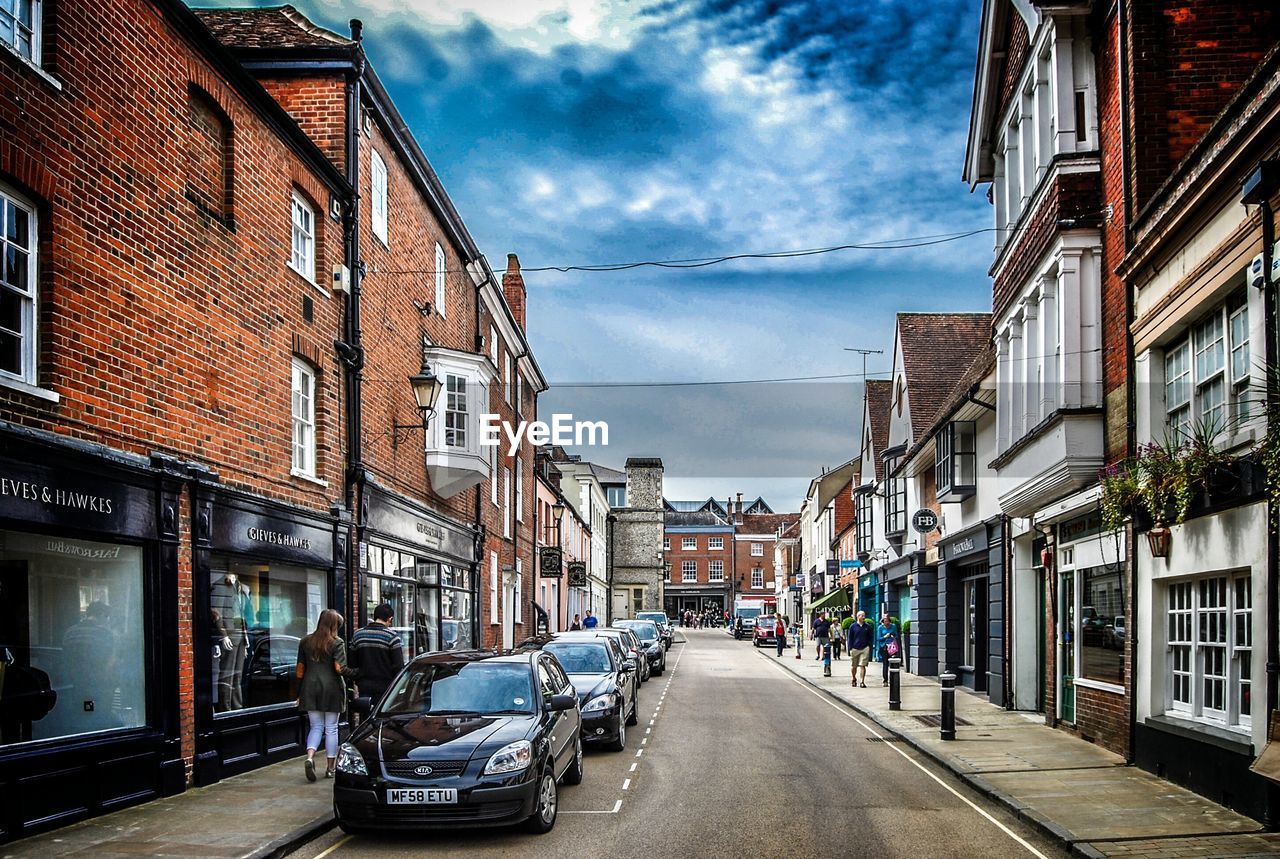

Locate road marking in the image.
[314,835,352,858]
[761,655,1050,859]
[640,737,647,744]
[645,727,651,734]
[562,800,623,815]
[622,778,631,790]
[649,719,655,726]
[630,762,637,772]
[636,748,643,757]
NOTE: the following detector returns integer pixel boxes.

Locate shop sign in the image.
[1059,511,1103,544]
[0,460,156,540]
[911,508,939,533]
[567,561,587,587]
[540,546,563,578]
[211,503,333,567]
[365,488,474,562]
[839,559,859,569]
[825,559,840,578]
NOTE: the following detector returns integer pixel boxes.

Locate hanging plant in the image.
[1099,459,1140,532]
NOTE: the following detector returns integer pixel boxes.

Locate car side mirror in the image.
[351,696,373,718]
[622,659,637,672]
[548,693,576,712]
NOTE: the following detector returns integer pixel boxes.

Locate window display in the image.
[0,530,146,745]
[364,549,473,656]
[209,558,326,714]
[1080,565,1124,685]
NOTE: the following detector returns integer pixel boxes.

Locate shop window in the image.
[1164,575,1251,729]
[0,531,146,745]
[936,421,977,502]
[709,560,724,582]
[209,558,327,714]
[0,185,37,385]
[1080,566,1124,686]
[0,0,39,63]
[963,578,979,668]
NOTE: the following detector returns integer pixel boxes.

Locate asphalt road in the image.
[293,630,1068,859]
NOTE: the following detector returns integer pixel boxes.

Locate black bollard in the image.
[940,673,957,740]
[822,642,832,677]
[888,657,901,710]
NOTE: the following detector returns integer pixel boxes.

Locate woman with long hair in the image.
[295,608,357,781]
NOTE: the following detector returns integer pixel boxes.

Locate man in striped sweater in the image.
[349,604,405,706]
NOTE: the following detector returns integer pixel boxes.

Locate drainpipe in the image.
[1262,196,1279,742]
[341,21,366,623]
[606,513,616,624]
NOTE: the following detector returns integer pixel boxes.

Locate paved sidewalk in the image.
[1,757,334,859]
[763,646,1279,859]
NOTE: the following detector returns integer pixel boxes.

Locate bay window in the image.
[421,347,495,498]
[936,421,977,501]
[855,486,873,556]
[1165,574,1251,729]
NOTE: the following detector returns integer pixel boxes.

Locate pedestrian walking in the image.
[296,609,357,782]
[812,613,832,662]
[831,622,843,660]
[348,603,403,708]
[876,614,900,687]
[569,613,582,631]
[774,616,786,657]
[583,610,599,629]
[846,611,874,687]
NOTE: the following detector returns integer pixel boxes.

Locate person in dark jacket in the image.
[812,613,832,661]
[296,609,357,781]
[846,611,875,688]
[349,604,404,707]
[876,614,900,686]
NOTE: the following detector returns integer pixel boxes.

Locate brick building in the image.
[533,450,591,633]
[732,497,798,607]
[662,498,734,619]
[0,1,540,840]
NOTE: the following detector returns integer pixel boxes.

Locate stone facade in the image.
[609,458,664,619]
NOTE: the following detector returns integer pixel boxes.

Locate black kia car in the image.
[333,650,582,834]
[537,637,638,751]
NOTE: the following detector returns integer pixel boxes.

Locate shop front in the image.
[0,431,185,841]
[894,554,934,676]
[190,483,345,786]
[937,520,1005,703]
[357,481,479,661]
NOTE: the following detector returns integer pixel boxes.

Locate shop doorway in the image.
[1059,570,1076,723]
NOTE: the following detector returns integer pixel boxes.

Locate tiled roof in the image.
[665,510,731,528]
[898,313,992,440]
[587,462,626,484]
[902,345,996,466]
[738,512,799,535]
[864,379,892,481]
[193,5,351,50]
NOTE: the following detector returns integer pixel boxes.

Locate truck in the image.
[732,596,774,635]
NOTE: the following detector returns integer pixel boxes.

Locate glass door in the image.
[1059,570,1075,723]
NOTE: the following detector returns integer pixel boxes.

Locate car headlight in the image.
[483,740,533,776]
[335,743,368,776]
[582,694,615,713]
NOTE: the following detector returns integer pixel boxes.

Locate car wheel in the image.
[609,717,627,752]
[525,768,558,834]
[563,736,584,785]
[626,695,639,726]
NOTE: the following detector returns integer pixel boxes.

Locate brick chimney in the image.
[502,253,526,331]
[735,492,743,525]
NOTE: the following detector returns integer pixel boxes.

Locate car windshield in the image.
[619,622,658,643]
[377,661,535,717]
[544,642,614,674]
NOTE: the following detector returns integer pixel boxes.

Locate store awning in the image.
[808,587,851,612]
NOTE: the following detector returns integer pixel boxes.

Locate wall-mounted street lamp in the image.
[391,359,444,448]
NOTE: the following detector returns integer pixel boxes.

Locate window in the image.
[682,560,696,582]
[444,374,467,448]
[884,456,907,536]
[515,456,523,522]
[0,531,145,745]
[1164,295,1249,439]
[370,150,388,244]
[963,579,979,667]
[0,187,36,384]
[664,562,671,581]
[489,325,498,367]
[514,559,522,623]
[748,567,762,589]
[855,488,873,556]
[503,352,511,404]
[682,537,696,551]
[489,551,499,620]
[751,542,763,557]
[434,242,446,317]
[607,486,627,508]
[709,560,724,582]
[490,444,498,506]
[1164,574,1251,728]
[502,467,511,539]
[291,359,316,477]
[1080,566,1124,685]
[630,587,644,616]
[709,536,723,550]
[289,192,315,282]
[936,421,977,501]
[0,0,39,63]
[663,537,670,551]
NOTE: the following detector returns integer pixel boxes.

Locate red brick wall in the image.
[733,533,774,595]
[0,0,349,775]
[996,9,1031,125]
[256,75,348,170]
[1127,2,1278,213]
[664,530,733,587]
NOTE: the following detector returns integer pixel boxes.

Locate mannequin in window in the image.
[210,572,248,710]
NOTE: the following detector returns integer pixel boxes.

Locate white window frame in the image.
[435,242,446,318]
[503,466,511,539]
[514,559,523,623]
[1163,573,1252,730]
[681,560,697,583]
[444,373,468,449]
[1164,294,1249,439]
[751,568,764,589]
[709,560,724,582]
[489,325,498,367]
[0,0,41,65]
[489,551,499,621]
[709,537,723,550]
[664,562,672,581]
[290,358,317,478]
[751,542,764,557]
[370,149,388,244]
[515,456,523,522]
[503,351,511,404]
[663,537,670,551]
[490,444,499,506]
[289,191,316,283]
[682,537,696,551]
[0,186,38,386]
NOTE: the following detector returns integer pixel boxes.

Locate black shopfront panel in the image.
[191,486,345,786]
[0,433,184,842]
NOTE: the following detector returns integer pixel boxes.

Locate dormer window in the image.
[936,421,977,502]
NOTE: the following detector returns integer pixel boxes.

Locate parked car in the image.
[565,628,649,683]
[537,638,637,751]
[614,619,666,675]
[636,611,674,650]
[1104,616,1126,649]
[554,632,641,729]
[333,649,581,835]
[752,615,781,648]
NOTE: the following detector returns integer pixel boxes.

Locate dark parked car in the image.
[333,650,581,835]
[537,638,637,751]
[242,633,300,710]
[606,628,651,682]
[615,619,666,675]
[556,631,644,719]
[636,611,674,650]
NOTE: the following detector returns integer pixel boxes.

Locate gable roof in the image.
[587,463,626,485]
[194,5,351,50]
[743,497,773,514]
[665,509,731,528]
[898,313,992,440]
[863,379,892,481]
[738,512,799,535]
[901,343,997,470]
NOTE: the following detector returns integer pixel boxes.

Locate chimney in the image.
[502,253,526,331]
[735,492,743,525]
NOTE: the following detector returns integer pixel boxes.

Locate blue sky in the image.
[194,0,992,509]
